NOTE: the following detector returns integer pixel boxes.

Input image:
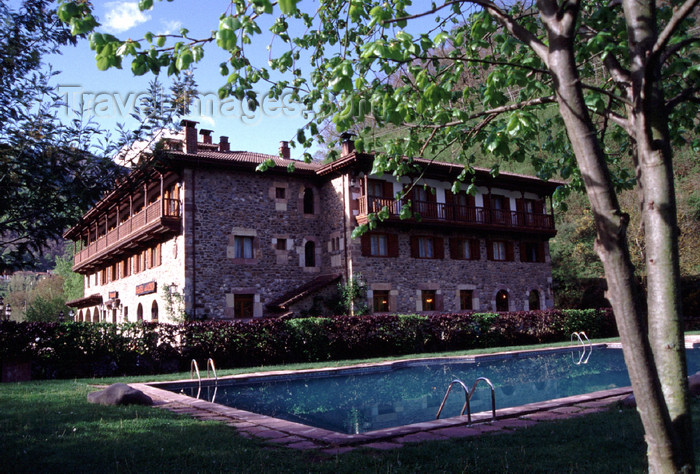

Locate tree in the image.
[0,0,122,271]
[58,0,699,470]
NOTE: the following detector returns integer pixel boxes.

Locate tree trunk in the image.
[622,0,694,468]
[535,1,689,471]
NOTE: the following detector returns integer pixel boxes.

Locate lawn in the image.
[2,340,699,473]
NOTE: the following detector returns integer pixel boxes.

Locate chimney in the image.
[180,119,198,154]
[340,132,356,156]
[218,136,230,152]
[199,129,213,144]
[279,141,290,159]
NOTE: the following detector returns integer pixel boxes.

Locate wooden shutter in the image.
[410,235,419,258]
[506,241,515,261]
[482,193,491,223]
[435,237,444,259]
[467,193,476,208]
[520,241,527,262]
[436,292,444,311]
[445,190,455,220]
[535,199,545,214]
[470,239,481,260]
[361,234,371,256]
[388,234,399,257]
[449,238,460,259]
[486,239,494,260]
[516,198,525,226]
[383,181,394,199]
[537,242,546,263]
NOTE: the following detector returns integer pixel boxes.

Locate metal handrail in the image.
[206,358,218,382]
[190,359,201,384]
[436,377,496,424]
[571,332,593,364]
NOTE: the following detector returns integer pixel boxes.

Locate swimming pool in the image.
[154,346,700,434]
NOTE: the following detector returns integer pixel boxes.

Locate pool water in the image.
[158,347,700,434]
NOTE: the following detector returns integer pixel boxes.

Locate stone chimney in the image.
[218,136,230,152]
[199,129,213,144]
[340,132,356,156]
[279,141,290,159]
[180,119,198,154]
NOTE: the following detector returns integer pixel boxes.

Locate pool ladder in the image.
[436,377,496,424]
[571,332,593,365]
[190,358,218,401]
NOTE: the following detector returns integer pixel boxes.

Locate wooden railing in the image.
[359,196,554,230]
[73,199,181,266]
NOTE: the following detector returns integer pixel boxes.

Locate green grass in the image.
[2,339,699,473]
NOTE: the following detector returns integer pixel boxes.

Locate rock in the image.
[87,383,153,406]
[620,393,636,408]
[689,371,700,397]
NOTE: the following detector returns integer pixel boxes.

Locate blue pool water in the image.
[157,347,700,434]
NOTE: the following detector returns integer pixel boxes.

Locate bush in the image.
[0,308,619,380]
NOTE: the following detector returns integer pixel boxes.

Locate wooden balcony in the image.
[357,196,555,235]
[73,199,181,272]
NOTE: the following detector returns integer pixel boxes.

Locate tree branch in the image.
[665,87,700,109]
[425,95,556,129]
[382,1,465,24]
[652,0,700,60]
[472,1,550,64]
[659,37,700,66]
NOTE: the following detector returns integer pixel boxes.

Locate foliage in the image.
[161,284,187,323]
[0,309,617,379]
[336,276,368,316]
[52,241,83,302]
[0,0,123,270]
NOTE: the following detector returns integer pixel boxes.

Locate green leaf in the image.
[278,0,298,15]
[156,35,166,47]
[138,0,153,11]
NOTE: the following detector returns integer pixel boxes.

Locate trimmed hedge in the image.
[0,309,617,380]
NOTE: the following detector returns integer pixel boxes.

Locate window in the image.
[330,236,340,252]
[122,258,131,278]
[496,290,509,311]
[450,238,480,260]
[234,294,254,319]
[529,290,541,310]
[361,233,398,257]
[373,290,390,313]
[493,241,506,261]
[371,234,388,256]
[276,238,287,251]
[275,187,286,199]
[410,236,444,259]
[234,236,254,259]
[521,241,545,263]
[488,240,514,261]
[422,290,437,311]
[303,187,314,214]
[137,303,143,321]
[305,241,315,267]
[460,290,473,310]
[123,306,128,322]
[151,301,158,321]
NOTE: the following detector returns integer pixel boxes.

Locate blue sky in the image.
[46,1,314,157]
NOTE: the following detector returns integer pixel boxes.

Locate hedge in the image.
[0,309,617,380]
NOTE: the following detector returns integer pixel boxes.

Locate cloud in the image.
[158,20,182,35]
[103,2,151,33]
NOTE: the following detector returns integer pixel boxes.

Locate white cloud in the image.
[158,20,182,36]
[103,2,151,33]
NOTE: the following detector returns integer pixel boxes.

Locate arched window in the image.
[123,306,129,322]
[303,187,314,214]
[496,289,509,312]
[151,301,158,321]
[137,303,143,321]
[85,308,91,322]
[305,241,315,267]
[528,290,540,311]
[112,308,117,323]
[77,310,83,322]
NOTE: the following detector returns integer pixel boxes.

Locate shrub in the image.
[0,309,619,380]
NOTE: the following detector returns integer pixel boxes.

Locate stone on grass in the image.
[87,383,153,406]
[690,372,700,397]
[620,394,636,408]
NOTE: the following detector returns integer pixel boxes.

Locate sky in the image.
[46,1,314,158]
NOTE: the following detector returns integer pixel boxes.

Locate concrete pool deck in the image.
[131,336,700,454]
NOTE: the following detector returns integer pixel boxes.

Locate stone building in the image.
[65,122,559,323]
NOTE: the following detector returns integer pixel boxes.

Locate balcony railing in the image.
[73,199,181,268]
[358,196,554,231]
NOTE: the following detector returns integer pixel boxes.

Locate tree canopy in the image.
[58,0,699,471]
[0,0,123,270]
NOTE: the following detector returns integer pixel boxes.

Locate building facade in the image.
[65,122,559,323]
